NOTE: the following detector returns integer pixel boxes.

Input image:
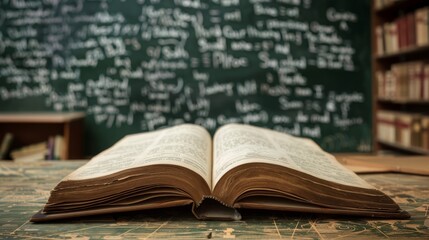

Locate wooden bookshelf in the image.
[375,44,429,62]
[378,99,429,105]
[373,0,429,155]
[378,140,429,155]
[0,112,85,159]
[376,0,428,16]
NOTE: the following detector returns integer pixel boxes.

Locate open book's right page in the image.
[213,124,373,190]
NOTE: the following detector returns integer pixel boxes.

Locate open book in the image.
[31,124,409,222]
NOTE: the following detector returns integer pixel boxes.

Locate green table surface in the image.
[1,160,428,239]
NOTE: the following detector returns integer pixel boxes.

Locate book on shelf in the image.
[425,64,429,100]
[375,0,383,10]
[54,135,65,160]
[377,111,429,150]
[376,69,398,100]
[390,64,404,99]
[389,22,399,53]
[376,71,385,97]
[383,22,395,54]
[386,70,396,99]
[398,15,407,49]
[375,0,401,11]
[0,133,14,160]
[31,124,409,222]
[422,117,429,149]
[377,6,429,55]
[377,111,396,143]
[376,26,385,56]
[9,135,65,162]
[396,113,420,147]
[416,7,429,47]
[11,141,47,163]
[411,115,422,147]
[377,61,429,101]
[46,135,65,160]
[46,137,54,161]
[409,62,423,101]
[407,13,416,48]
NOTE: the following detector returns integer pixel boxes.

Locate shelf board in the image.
[378,99,429,105]
[0,112,85,123]
[375,44,429,62]
[378,140,429,155]
[376,0,428,16]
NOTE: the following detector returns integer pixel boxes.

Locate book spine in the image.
[389,68,395,99]
[376,71,385,99]
[425,64,429,100]
[425,7,429,45]
[423,7,428,46]
[396,114,412,147]
[399,16,407,50]
[387,71,395,99]
[376,26,385,56]
[54,135,64,160]
[377,111,396,143]
[384,23,392,53]
[408,13,416,48]
[375,0,383,10]
[416,62,424,100]
[401,63,407,100]
[409,62,415,100]
[416,7,429,46]
[46,136,54,160]
[422,117,429,150]
[403,15,410,48]
[0,133,13,160]
[391,21,399,52]
[411,115,422,147]
[416,9,423,46]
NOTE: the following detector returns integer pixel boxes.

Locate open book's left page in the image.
[30,124,213,222]
[64,124,213,188]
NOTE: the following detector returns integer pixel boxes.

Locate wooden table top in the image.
[0,160,428,239]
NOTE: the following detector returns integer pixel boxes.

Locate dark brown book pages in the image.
[31,124,410,222]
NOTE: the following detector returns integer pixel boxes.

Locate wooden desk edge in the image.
[0,112,85,123]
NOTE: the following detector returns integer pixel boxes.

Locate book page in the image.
[65,124,212,187]
[213,124,373,189]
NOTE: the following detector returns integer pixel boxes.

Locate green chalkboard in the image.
[0,0,372,155]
